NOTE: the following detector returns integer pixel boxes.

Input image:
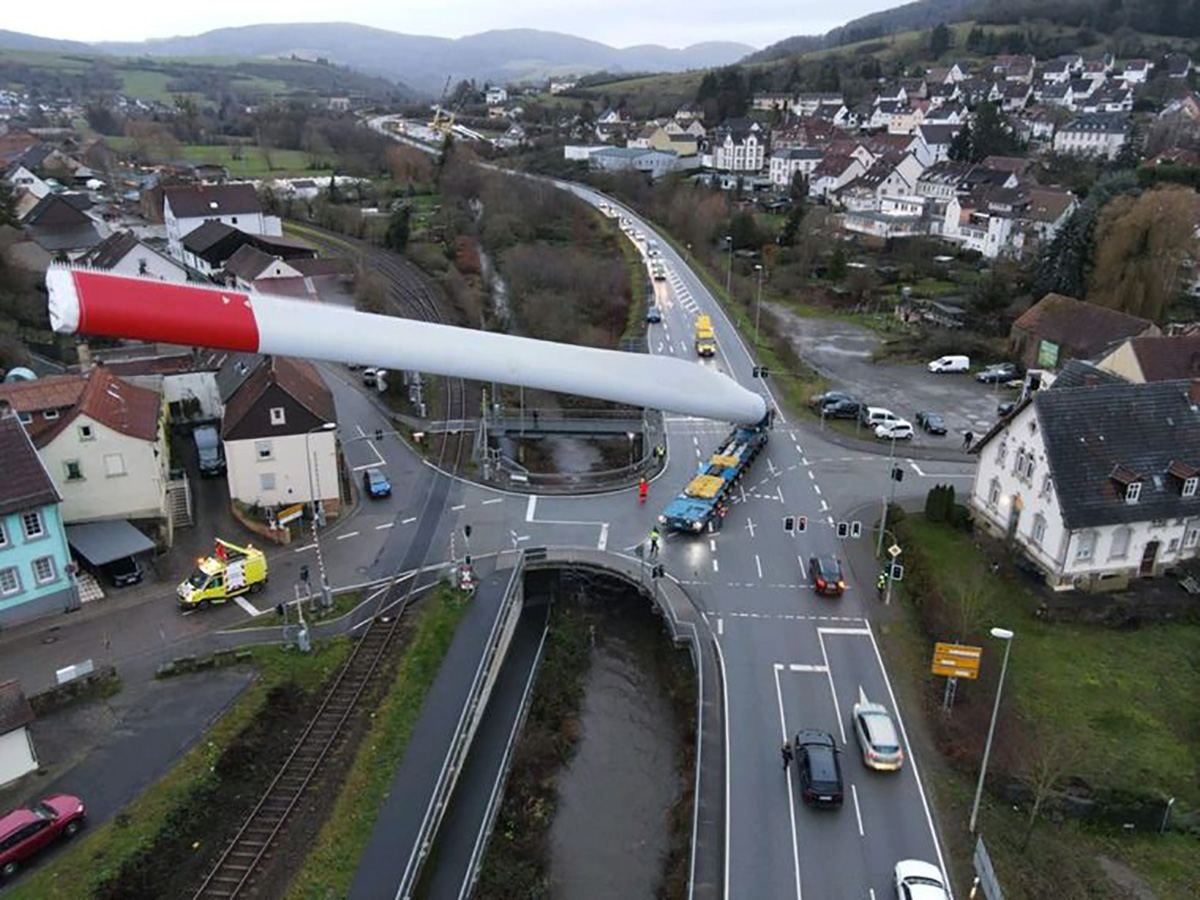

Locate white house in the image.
[969,372,1200,590]
[485,86,508,105]
[1119,59,1153,84]
[163,183,281,259]
[769,148,823,187]
[79,230,189,283]
[3,164,51,200]
[808,155,866,201]
[220,356,340,515]
[0,681,37,788]
[1053,114,1129,160]
[712,119,765,172]
[841,195,928,239]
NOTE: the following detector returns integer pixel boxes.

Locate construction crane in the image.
[429,75,453,136]
[430,77,470,142]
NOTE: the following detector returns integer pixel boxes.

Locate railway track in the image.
[192,227,470,900]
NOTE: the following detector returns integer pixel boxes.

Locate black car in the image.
[915,411,947,435]
[100,555,143,588]
[645,304,663,323]
[809,390,854,410]
[975,362,1019,384]
[809,555,846,597]
[822,399,862,420]
[794,730,844,808]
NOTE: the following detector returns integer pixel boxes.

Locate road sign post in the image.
[931,642,983,679]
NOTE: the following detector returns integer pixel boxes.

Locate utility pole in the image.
[876,434,901,557]
[754,263,764,345]
[725,233,733,298]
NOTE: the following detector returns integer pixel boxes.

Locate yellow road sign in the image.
[277,503,305,526]
[931,641,982,679]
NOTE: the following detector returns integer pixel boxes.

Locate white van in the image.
[860,407,901,428]
[928,355,970,373]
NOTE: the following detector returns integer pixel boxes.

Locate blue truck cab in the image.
[658,419,769,533]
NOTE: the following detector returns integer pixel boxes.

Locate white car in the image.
[875,420,914,441]
[852,693,904,771]
[894,860,948,900]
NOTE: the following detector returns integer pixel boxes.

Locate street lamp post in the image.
[754,263,764,345]
[305,421,338,610]
[724,233,733,298]
[970,626,1015,833]
[876,432,901,557]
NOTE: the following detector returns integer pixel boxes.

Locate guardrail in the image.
[395,552,527,899]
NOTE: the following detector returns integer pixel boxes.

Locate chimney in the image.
[76,340,93,373]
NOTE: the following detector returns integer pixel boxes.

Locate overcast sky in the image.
[7,1,903,48]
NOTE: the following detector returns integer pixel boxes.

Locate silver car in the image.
[852,693,904,771]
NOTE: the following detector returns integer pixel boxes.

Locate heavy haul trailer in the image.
[658,418,770,533]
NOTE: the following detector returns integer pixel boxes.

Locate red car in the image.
[0,794,86,878]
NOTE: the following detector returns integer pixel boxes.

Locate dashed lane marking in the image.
[451,504,466,511]
[292,542,316,553]
[375,522,394,530]
[482,498,503,505]
[402,516,417,524]
[336,531,360,540]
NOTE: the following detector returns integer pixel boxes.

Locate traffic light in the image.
[891,466,905,482]
[836,521,850,539]
[375,428,383,441]
[652,564,665,578]
[890,564,904,582]
[784,516,795,533]
[752,365,770,379]
[299,565,309,583]
[464,524,472,539]
[850,521,863,539]
[797,515,808,533]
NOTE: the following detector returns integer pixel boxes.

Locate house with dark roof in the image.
[969,378,1200,589]
[1097,336,1200,384]
[163,183,281,260]
[180,221,314,278]
[1053,113,1130,160]
[0,415,78,628]
[79,230,188,283]
[219,357,341,515]
[0,369,169,531]
[1010,293,1159,370]
[712,119,765,173]
[20,194,102,259]
[0,679,39,785]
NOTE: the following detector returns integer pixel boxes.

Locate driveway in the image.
[772,307,1016,447]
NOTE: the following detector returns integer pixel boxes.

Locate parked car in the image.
[927,354,970,373]
[363,468,392,499]
[362,368,388,390]
[809,555,846,597]
[997,401,1016,418]
[852,694,904,771]
[645,304,662,323]
[875,420,914,441]
[193,424,226,477]
[860,406,901,429]
[975,362,1019,383]
[894,859,948,900]
[0,794,86,878]
[809,390,855,410]
[915,411,947,435]
[822,399,862,420]
[793,730,844,808]
[100,555,143,588]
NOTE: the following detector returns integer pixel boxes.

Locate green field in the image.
[104,137,330,178]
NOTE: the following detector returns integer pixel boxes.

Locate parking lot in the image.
[773,309,1018,448]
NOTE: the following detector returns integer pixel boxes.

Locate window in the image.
[44,409,59,420]
[103,453,127,477]
[1075,531,1097,561]
[21,510,44,539]
[996,441,1008,466]
[1125,481,1142,503]
[0,521,6,548]
[1109,526,1131,560]
[0,567,20,596]
[1013,449,1024,475]
[1168,538,1180,554]
[259,473,276,491]
[269,407,286,426]
[255,440,273,460]
[1031,513,1046,545]
[1021,453,1036,481]
[1186,526,1200,548]
[32,556,56,584]
[78,424,94,441]
[231,216,238,225]
[1150,519,1167,528]
[1040,473,1053,497]
[1184,477,1198,498]
[64,460,83,481]
[987,478,1001,507]
[17,412,31,425]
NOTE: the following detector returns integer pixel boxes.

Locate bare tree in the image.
[952,573,989,642]
[1019,722,1084,850]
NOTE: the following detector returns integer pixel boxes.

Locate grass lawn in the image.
[117,69,177,104]
[286,583,470,898]
[104,138,329,178]
[6,641,350,900]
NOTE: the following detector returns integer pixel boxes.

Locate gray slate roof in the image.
[1035,379,1200,529]
[0,680,34,734]
[0,415,60,517]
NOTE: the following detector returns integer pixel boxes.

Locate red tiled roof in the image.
[32,368,162,447]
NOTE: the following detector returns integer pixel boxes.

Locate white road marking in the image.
[669,344,676,354]
[482,498,503,505]
[801,456,809,466]
[816,629,847,744]
[375,522,394,530]
[755,554,763,579]
[797,555,807,580]
[745,518,756,538]
[402,516,417,525]
[710,539,717,551]
[525,496,537,522]
[336,531,360,540]
[909,459,974,479]
[807,470,815,480]
[717,617,724,636]
[767,459,778,476]
[597,523,609,551]
[772,666,805,900]
[351,461,386,472]
[451,504,466,511]
[234,595,260,617]
[712,558,719,573]
[818,626,872,635]
[292,542,316,553]
[787,663,827,672]
[851,784,865,837]
[812,484,821,495]
[820,500,830,512]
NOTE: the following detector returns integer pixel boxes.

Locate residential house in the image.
[942,63,971,84]
[808,154,866,201]
[922,102,966,126]
[999,81,1033,112]
[968,376,1200,590]
[219,356,339,515]
[223,244,309,291]
[1052,114,1130,160]
[794,93,845,117]
[674,103,701,121]
[1119,59,1153,84]
[179,222,314,278]
[3,163,51,202]
[627,124,659,150]
[1022,187,1077,243]
[841,195,927,240]
[712,119,766,172]
[1067,78,1098,108]
[82,344,224,423]
[21,194,103,259]
[485,86,508,105]
[994,55,1036,83]
[834,152,924,210]
[1039,82,1075,109]
[0,681,38,786]
[0,369,170,536]
[953,188,1020,258]
[664,119,706,139]
[549,80,576,95]
[874,84,908,106]
[772,118,839,150]
[597,108,625,125]
[1165,53,1193,79]
[163,183,280,259]
[0,416,78,627]
[769,148,823,188]
[916,124,959,164]
[1097,336,1200,383]
[1080,83,1133,114]
[1014,106,1061,144]
[752,93,794,113]
[79,230,189,283]
[1009,293,1160,370]
[1039,56,1077,84]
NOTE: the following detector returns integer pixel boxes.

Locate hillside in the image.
[88,24,753,94]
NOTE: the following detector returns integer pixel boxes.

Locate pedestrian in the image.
[649,527,660,556]
[876,570,887,599]
[781,741,794,770]
[962,430,974,451]
[638,477,649,504]
[654,444,666,462]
